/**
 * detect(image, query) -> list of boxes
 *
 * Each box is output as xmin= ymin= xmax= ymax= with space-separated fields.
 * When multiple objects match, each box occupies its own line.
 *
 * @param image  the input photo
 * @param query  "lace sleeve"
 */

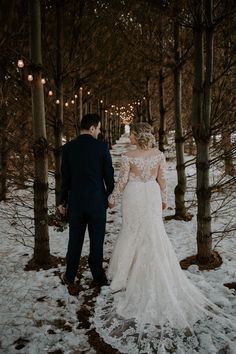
xmin=156 ymin=153 xmax=167 ymax=204
xmin=108 ymin=155 xmax=130 ymax=205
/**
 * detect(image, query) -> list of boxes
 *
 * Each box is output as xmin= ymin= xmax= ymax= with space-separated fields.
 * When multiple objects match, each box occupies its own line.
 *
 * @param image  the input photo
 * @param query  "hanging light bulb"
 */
xmin=48 ymin=90 xmax=53 ymax=96
xmin=41 ymin=78 xmax=46 ymax=84
xmin=71 ymin=100 xmax=75 ymax=104
xmin=27 ymin=74 xmax=33 ymax=81
xmin=100 ymin=99 xmax=103 ymax=104
xmin=56 ymin=99 xmax=60 ymax=104
xmin=80 ymin=86 xmax=83 ymax=91
xmin=17 ymin=59 xmax=24 ymax=68
xmin=74 ymin=94 xmax=78 ymax=98
xmin=65 ymin=102 xmax=69 ymax=107
xmin=87 ymin=91 xmax=91 ymax=95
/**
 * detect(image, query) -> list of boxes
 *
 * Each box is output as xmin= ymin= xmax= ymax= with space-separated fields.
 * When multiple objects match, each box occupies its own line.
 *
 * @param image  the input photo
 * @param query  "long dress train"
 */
xmin=93 ymin=148 xmax=236 ymax=353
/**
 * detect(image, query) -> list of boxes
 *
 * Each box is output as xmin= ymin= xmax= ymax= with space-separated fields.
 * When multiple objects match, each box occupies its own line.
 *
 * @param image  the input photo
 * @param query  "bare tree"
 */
xmin=173 ymin=8 xmax=187 ymax=217
xmin=191 ymin=0 xmax=215 ymax=264
xmin=28 ymin=0 xmax=50 ymax=265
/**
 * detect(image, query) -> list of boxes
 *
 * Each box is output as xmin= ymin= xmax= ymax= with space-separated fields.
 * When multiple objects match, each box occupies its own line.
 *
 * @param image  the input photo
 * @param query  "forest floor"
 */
xmin=0 ymin=135 xmax=235 ymax=354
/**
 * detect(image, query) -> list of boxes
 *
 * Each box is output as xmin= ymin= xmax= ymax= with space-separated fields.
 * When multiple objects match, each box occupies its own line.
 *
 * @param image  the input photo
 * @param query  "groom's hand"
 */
xmin=58 ymin=204 xmax=66 ymax=215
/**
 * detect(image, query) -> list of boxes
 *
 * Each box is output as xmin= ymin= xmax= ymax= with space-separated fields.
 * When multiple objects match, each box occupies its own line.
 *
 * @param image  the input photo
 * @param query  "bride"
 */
xmin=93 ymin=123 xmax=236 ymax=353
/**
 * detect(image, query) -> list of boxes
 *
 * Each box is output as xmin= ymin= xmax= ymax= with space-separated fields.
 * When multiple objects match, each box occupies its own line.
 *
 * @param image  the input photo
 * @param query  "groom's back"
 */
xmin=62 ymin=134 xmax=113 ymax=214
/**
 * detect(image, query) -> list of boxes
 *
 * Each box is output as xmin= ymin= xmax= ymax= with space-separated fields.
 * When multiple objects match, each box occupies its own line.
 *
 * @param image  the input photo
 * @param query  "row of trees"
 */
xmin=0 ymin=0 xmax=235 ymax=268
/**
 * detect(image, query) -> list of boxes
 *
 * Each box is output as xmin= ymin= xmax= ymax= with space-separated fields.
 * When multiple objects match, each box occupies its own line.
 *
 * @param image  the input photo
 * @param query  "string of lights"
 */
xmin=17 ymin=58 xmax=146 ymax=125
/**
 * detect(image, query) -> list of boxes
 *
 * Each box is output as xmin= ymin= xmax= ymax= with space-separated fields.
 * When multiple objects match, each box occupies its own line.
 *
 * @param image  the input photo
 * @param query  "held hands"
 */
xmin=58 ymin=204 xmax=66 ymax=216
xmin=108 ymin=201 xmax=115 ymax=209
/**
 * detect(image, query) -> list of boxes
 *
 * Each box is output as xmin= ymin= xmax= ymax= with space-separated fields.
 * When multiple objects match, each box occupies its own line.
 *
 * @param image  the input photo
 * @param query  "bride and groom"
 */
xmin=59 ymin=114 xmax=236 ymax=353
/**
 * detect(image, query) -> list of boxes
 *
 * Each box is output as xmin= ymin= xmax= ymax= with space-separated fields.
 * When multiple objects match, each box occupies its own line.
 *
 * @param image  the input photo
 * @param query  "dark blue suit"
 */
xmin=59 ymin=134 xmax=114 ymax=283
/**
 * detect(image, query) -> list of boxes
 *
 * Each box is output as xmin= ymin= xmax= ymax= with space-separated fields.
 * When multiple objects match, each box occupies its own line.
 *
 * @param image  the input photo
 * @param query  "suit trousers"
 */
xmin=65 ymin=211 xmax=106 ymax=283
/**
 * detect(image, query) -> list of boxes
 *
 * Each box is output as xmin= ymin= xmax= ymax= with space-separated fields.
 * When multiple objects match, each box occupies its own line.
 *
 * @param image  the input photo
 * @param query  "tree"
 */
xmin=173 ymin=5 xmax=187 ymax=218
xmin=191 ymin=0 xmax=215 ymax=264
xmin=28 ymin=0 xmax=50 ymax=265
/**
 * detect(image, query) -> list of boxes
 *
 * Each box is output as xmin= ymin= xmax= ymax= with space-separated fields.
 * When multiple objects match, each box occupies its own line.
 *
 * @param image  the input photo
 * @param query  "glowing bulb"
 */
xmin=80 ymin=87 xmax=83 ymax=91
xmin=87 ymin=91 xmax=91 ymax=95
xmin=100 ymin=100 xmax=103 ymax=104
xmin=27 ymin=74 xmax=33 ymax=81
xmin=74 ymin=94 xmax=78 ymax=98
xmin=17 ymin=59 xmax=24 ymax=68
xmin=41 ymin=78 xmax=46 ymax=84
xmin=71 ymin=100 xmax=75 ymax=104
xmin=56 ymin=99 xmax=60 ymax=104
xmin=65 ymin=102 xmax=69 ymax=107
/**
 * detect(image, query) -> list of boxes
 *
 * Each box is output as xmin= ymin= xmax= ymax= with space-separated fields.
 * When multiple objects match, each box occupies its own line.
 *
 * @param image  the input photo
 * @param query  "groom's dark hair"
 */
xmin=80 ymin=113 xmax=100 ymax=130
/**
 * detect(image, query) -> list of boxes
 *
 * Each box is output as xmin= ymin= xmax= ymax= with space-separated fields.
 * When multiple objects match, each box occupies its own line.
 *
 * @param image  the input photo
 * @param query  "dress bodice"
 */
xmin=108 ymin=148 xmax=167 ymax=204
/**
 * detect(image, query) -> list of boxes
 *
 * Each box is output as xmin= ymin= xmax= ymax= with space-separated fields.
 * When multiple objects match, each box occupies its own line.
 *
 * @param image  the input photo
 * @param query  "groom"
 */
xmin=58 ymin=113 xmax=114 ymax=294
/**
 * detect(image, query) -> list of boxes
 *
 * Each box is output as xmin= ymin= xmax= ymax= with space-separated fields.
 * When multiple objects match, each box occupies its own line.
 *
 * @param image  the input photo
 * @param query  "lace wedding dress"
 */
xmin=93 ymin=148 xmax=236 ymax=354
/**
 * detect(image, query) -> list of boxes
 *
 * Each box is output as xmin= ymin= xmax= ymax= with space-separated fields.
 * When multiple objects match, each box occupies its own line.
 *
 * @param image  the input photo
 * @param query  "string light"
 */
xmin=41 ymin=78 xmax=46 ymax=84
xmin=74 ymin=94 xmax=78 ymax=98
xmin=27 ymin=74 xmax=33 ymax=81
xmin=56 ymin=99 xmax=60 ymax=104
xmin=71 ymin=100 xmax=75 ymax=104
xmin=17 ymin=59 xmax=24 ymax=68
xmin=65 ymin=102 xmax=69 ymax=107
xmin=48 ymin=90 xmax=53 ymax=96
xmin=88 ymin=91 xmax=91 ymax=95
xmin=100 ymin=100 xmax=103 ymax=104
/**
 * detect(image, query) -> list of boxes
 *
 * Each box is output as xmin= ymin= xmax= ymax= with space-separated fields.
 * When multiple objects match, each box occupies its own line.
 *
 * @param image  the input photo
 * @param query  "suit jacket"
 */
xmin=59 ymin=134 xmax=114 ymax=219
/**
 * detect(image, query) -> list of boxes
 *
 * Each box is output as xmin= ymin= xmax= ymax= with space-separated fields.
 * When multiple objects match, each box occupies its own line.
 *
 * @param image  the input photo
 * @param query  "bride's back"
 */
xmin=125 ymin=147 xmax=163 ymax=183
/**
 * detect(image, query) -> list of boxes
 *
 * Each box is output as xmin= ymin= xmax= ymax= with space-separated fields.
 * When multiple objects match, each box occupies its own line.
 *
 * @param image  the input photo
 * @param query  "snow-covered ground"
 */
xmin=0 ymin=135 xmax=235 ymax=354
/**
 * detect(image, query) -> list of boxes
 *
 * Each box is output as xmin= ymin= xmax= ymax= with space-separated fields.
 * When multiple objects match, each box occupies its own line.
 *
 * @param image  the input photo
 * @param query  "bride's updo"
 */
xmin=130 ymin=122 xmax=156 ymax=150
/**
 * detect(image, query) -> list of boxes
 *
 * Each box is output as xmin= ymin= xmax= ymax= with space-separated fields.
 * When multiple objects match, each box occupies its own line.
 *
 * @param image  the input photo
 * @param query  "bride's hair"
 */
xmin=130 ymin=122 xmax=156 ymax=150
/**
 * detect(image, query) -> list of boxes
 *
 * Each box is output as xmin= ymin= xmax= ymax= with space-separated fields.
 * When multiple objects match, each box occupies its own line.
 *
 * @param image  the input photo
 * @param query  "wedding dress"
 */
xmin=93 ymin=148 xmax=236 ymax=354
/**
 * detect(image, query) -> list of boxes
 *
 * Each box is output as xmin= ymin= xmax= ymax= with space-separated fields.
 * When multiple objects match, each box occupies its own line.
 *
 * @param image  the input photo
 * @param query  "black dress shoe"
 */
xmin=60 ymin=272 xmax=74 ymax=286
xmin=91 ymin=275 xmax=108 ymax=288
xmin=60 ymin=273 xmax=80 ymax=296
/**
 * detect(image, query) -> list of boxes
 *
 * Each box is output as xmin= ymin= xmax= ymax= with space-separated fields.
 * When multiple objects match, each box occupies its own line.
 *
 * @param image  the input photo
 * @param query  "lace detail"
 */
xmin=108 ymin=149 xmax=167 ymax=205
xmin=94 ymin=148 xmax=236 ymax=353
xmin=94 ymin=289 xmax=236 ymax=354
xmin=108 ymin=155 xmax=130 ymax=205
xmin=156 ymin=153 xmax=167 ymax=204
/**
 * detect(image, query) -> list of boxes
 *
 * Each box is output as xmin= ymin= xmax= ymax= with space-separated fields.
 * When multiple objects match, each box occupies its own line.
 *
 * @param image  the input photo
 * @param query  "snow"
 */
xmin=0 ymin=134 xmax=235 ymax=353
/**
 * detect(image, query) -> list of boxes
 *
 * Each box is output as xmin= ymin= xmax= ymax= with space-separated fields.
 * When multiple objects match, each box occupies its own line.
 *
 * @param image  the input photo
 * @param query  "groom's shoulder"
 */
xmin=62 ymin=138 xmax=78 ymax=150
xmin=95 ymin=139 xmax=109 ymax=151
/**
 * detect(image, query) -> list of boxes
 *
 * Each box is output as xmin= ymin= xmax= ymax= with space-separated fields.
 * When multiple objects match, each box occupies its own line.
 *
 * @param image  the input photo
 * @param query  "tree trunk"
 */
xmin=222 ymin=129 xmax=235 ymax=176
xmin=146 ymin=77 xmax=152 ymax=124
xmin=173 ymin=17 xmax=187 ymax=217
xmin=158 ymin=65 xmax=166 ymax=152
xmin=29 ymin=0 xmax=50 ymax=264
xmin=0 ymin=103 xmax=7 ymax=201
xmin=108 ymin=117 xmax=113 ymax=148
xmin=54 ymin=1 xmax=63 ymax=205
xmin=192 ymin=0 xmax=213 ymax=263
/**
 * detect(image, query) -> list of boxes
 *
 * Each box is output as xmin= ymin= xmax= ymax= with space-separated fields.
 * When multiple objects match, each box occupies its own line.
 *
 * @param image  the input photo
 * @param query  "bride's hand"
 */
xmin=162 ymin=202 xmax=167 ymax=210
xmin=108 ymin=202 xmax=115 ymax=209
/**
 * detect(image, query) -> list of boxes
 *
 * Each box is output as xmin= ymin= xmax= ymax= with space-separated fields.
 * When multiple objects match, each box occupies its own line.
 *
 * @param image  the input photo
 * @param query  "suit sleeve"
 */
xmin=59 ymin=145 xmax=71 ymax=205
xmin=103 ymin=143 xmax=115 ymax=197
